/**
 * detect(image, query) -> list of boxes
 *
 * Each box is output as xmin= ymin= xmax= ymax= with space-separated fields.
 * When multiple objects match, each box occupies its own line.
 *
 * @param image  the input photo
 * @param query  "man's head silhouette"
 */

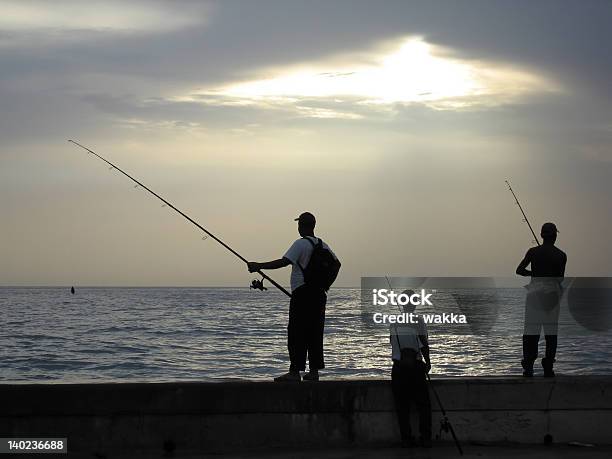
xmin=541 ymin=222 xmax=558 ymax=243
xmin=295 ymin=212 xmax=316 ymax=237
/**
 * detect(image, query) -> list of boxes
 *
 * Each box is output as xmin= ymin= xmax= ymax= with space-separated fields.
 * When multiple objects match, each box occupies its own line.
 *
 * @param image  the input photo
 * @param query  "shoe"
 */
xmin=521 ymin=360 xmax=534 ymax=377
xmin=274 ymin=371 xmax=301 ymax=382
xmin=542 ymin=358 xmax=555 ymax=377
xmin=419 ymin=437 xmax=432 ymax=448
xmin=303 ymin=371 xmax=319 ymax=381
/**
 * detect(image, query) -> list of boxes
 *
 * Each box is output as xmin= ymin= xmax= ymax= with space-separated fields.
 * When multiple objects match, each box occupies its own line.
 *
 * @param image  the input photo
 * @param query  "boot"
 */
xmin=542 ymin=358 xmax=555 ymax=377
xmin=521 ymin=359 xmax=534 ymax=377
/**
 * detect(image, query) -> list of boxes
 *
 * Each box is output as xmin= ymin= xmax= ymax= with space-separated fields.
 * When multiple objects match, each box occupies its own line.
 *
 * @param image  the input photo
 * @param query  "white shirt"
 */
xmin=283 ymin=236 xmax=337 ymax=291
xmin=390 ymin=319 xmax=428 ymax=361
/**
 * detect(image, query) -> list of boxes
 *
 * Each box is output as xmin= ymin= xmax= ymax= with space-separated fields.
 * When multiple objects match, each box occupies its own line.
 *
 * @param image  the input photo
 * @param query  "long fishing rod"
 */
xmin=385 ymin=276 xmax=463 ymax=455
xmin=68 ymin=139 xmax=291 ymax=297
xmin=505 ymin=180 xmax=540 ymax=246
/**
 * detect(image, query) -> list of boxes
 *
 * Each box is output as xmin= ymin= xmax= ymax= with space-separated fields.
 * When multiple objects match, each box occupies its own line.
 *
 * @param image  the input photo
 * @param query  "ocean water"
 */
xmin=1 ymin=287 xmax=611 ymax=383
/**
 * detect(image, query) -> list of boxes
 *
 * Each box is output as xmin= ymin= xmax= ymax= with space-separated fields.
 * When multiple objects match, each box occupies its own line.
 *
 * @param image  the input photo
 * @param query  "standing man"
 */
xmin=516 ymin=222 xmax=567 ymax=377
xmin=247 ymin=212 xmax=339 ymax=382
xmin=390 ymin=290 xmax=432 ymax=448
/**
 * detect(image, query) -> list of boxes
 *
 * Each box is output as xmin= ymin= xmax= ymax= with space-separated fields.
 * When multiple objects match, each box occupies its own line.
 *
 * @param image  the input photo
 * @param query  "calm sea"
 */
xmin=1 ymin=287 xmax=611 ymax=383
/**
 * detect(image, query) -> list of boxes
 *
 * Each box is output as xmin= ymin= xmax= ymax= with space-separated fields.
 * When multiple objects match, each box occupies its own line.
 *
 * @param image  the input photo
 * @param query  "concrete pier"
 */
xmin=1 ymin=376 xmax=611 ymax=457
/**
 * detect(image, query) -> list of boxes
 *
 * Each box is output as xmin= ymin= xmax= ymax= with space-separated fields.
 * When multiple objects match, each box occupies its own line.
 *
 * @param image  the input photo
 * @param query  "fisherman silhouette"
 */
xmin=389 ymin=289 xmax=432 ymax=448
xmin=247 ymin=212 xmax=339 ymax=382
xmin=70 ymin=286 xmax=75 ymax=295
xmin=516 ymin=222 xmax=567 ymax=377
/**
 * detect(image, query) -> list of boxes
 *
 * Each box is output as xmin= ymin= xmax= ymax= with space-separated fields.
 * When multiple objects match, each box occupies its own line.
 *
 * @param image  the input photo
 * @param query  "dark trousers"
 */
xmin=523 ymin=293 xmax=560 ymax=365
xmin=523 ymin=334 xmax=557 ymax=362
xmin=391 ymin=361 xmax=432 ymax=441
xmin=288 ymin=285 xmax=327 ymax=372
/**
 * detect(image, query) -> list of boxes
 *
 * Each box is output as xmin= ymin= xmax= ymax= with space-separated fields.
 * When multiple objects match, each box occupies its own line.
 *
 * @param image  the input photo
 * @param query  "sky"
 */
xmin=1 ymin=0 xmax=611 ymax=287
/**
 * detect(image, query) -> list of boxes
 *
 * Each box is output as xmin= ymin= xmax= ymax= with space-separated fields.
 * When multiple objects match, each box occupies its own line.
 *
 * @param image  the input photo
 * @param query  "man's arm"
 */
xmin=248 ymin=257 xmax=292 ymax=272
xmin=561 ymin=252 xmax=567 ymax=277
xmin=516 ymin=249 xmax=532 ymax=276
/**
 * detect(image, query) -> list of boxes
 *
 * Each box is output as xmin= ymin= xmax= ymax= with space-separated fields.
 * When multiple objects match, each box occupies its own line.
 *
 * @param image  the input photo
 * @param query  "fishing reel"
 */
xmin=250 ymin=278 xmax=267 ymax=291
xmin=438 ymin=416 xmax=452 ymax=438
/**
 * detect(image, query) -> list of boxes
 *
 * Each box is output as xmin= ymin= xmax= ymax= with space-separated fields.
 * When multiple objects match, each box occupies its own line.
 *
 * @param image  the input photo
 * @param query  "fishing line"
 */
xmin=68 ymin=139 xmax=291 ymax=297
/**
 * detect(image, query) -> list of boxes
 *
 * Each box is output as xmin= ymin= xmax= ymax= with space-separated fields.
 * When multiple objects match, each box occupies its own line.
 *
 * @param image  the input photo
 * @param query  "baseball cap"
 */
xmin=541 ymin=222 xmax=559 ymax=236
xmin=294 ymin=212 xmax=316 ymax=226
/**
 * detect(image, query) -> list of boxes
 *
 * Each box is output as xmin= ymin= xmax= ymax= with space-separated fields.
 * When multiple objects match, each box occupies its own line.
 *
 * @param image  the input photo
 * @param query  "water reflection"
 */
xmin=1 ymin=287 xmax=611 ymax=383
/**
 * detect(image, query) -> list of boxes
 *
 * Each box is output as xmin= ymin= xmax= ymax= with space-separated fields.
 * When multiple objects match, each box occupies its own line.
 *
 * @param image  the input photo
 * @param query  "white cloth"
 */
xmin=524 ymin=278 xmax=562 ymax=335
xmin=526 ymin=277 xmax=563 ymax=297
xmin=283 ymin=236 xmax=336 ymax=291
xmin=390 ymin=319 xmax=428 ymax=361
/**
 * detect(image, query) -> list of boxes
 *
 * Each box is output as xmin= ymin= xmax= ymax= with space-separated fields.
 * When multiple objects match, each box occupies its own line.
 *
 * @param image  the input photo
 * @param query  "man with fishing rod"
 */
xmin=68 ymin=142 xmax=340 ymax=382
xmin=506 ymin=181 xmax=567 ymax=377
xmin=388 ymin=288 xmax=433 ymax=448
xmin=247 ymin=212 xmax=340 ymax=382
xmin=516 ymin=222 xmax=567 ymax=377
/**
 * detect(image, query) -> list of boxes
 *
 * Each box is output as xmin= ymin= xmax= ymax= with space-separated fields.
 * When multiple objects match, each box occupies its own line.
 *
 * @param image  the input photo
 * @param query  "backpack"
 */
xmin=393 ymin=325 xmax=418 ymax=370
xmin=298 ymin=237 xmax=341 ymax=291
xmin=393 ymin=324 xmax=424 ymax=371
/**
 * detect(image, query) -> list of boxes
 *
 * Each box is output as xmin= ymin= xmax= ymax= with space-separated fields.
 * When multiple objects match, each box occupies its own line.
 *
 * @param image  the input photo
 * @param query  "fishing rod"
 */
xmin=505 ymin=180 xmax=540 ymax=246
xmin=68 ymin=139 xmax=291 ymax=298
xmin=385 ymin=276 xmax=463 ymax=455
xmin=426 ymin=371 xmax=463 ymax=455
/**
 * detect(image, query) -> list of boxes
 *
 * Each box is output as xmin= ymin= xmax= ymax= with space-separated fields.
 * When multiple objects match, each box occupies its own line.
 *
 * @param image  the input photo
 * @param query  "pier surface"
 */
xmin=2 ymin=376 xmax=611 ymax=457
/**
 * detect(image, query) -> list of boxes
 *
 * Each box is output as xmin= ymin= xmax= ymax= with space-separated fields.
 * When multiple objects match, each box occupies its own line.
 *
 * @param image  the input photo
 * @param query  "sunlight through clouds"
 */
xmin=178 ymin=37 xmax=560 ymax=116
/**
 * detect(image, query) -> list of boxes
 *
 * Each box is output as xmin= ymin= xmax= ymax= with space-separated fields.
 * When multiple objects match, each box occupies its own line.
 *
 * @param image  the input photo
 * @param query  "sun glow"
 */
xmin=225 ymin=39 xmax=479 ymax=103
xmin=181 ymin=37 xmax=558 ymax=114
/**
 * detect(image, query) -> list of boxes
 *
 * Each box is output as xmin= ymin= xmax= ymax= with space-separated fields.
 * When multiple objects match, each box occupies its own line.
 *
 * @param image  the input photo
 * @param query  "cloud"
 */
xmin=0 ymin=0 xmax=209 ymax=49
xmin=173 ymin=36 xmax=559 ymax=118
xmin=0 ymin=0 xmax=206 ymax=32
